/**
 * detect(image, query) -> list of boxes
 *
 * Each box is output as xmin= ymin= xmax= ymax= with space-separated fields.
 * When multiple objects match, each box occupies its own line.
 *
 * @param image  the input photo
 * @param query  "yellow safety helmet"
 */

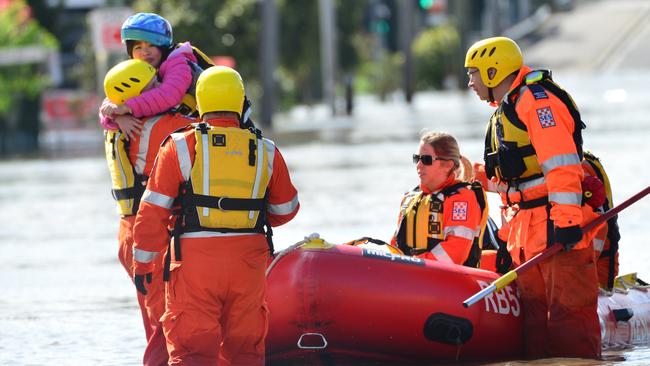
xmin=464 ymin=36 xmax=523 ymax=88
xmin=103 ymin=59 xmax=156 ymax=104
xmin=196 ymin=65 xmax=245 ymax=118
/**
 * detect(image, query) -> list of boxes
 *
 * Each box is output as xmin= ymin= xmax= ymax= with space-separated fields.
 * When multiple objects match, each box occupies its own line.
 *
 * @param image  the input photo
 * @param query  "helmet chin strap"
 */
xmin=488 ymin=87 xmax=495 ymax=104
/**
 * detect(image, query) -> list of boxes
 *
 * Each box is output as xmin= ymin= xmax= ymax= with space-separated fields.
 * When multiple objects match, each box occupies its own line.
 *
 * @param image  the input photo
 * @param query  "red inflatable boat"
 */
xmin=265 ymin=236 xmax=650 ymax=365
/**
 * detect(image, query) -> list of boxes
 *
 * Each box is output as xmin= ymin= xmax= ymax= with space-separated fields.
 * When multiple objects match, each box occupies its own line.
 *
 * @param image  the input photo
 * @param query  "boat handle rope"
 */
xmin=297 ymin=332 xmax=328 ymax=350
xmin=265 ymin=233 xmax=321 ymax=277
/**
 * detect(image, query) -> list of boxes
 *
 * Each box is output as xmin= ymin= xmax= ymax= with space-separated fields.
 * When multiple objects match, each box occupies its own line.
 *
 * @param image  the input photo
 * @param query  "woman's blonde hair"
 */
xmin=457 ymin=155 xmax=475 ymax=182
xmin=420 ymin=131 xmax=461 ymax=176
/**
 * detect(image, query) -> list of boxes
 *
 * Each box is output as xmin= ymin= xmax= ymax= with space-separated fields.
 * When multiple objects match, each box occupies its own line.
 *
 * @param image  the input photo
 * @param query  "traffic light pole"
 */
xmin=398 ymin=0 xmax=415 ymax=103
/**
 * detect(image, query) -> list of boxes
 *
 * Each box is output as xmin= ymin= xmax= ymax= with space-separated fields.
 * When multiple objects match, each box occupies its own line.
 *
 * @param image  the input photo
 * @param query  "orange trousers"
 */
xmin=597 ymin=251 xmax=619 ymax=289
xmin=508 ymin=205 xmax=601 ymax=359
xmin=162 ymin=235 xmax=270 ymax=366
xmin=118 ymin=216 xmax=168 ymax=366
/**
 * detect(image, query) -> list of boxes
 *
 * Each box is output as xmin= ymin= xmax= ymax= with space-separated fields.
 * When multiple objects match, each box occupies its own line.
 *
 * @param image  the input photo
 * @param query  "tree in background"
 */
xmin=0 ymin=0 xmax=58 ymax=154
xmin=130 ymin=0 xmax=368 ymax=111
xmin=412 ymin=23 xmax=459 ymax=90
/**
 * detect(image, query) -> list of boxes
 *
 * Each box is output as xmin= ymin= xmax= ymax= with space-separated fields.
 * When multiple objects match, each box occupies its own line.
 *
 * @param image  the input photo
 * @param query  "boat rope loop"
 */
xmin=265 ymin=233 xmax=322 ymax=277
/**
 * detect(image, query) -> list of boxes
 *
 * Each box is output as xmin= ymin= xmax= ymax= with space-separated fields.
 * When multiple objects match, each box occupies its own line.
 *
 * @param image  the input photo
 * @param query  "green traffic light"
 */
xmin=376 ymin=20 xmax=390 ymax=34
xmin=419 ymin=0 xmax=434 ymax=9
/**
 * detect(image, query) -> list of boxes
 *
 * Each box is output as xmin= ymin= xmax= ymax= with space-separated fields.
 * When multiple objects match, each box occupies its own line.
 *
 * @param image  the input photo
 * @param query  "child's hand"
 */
xmin=115 ymin=115 xmax=143 ymax=141
xmin=101 ymin=102 xmax=131 ymax=117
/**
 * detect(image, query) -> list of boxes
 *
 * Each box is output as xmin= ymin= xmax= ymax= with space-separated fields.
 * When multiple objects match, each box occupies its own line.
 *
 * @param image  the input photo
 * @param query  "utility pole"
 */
xmin=451 ymin=0 xmax=470 ymax=89
xmin=318 ymin=0 xmax=337 ymax=115
xmin=260 ymin=0 xmax=278 ymax=128
xmin=398 ymin=0 xmax=415 ymax=103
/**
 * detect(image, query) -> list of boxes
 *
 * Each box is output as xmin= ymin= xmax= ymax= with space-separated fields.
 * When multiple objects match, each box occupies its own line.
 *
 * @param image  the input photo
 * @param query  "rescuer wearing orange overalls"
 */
xmin=465 ymin=37 xmax=603 ymax=359
xmin=132 ymin=66 xmax=300 ymax=365
xmin=103 ymin=59 xmax=196 ymax=366
xmin=391 ymin=132 xmax=488 ymax=267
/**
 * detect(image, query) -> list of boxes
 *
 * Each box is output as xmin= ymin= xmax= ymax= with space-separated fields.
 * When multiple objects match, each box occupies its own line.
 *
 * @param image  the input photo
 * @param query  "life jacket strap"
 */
xmin=184 ymin=193 xmax=265 ymax=211
xmin=111 ymin=174 xmax=147 ymax=216
xmin=517 ymin=196 xmax=549 ymax=209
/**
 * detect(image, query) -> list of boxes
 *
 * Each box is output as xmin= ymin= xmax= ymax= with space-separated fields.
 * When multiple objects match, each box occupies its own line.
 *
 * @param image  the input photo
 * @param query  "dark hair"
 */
xmin=125 ymin=40 xmax=174 ymax=67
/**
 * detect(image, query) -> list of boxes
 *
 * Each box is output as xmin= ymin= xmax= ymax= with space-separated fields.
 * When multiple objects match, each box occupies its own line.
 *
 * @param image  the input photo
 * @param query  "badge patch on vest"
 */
xmin=452 ymin=201 xmax=468 ymax=221
xmin=536 ymin=107 xmax=556 ymax=128
xmin=528 ymin=84 xmax=548 ymax=100
xmin=212 ymin=134 xmax=226 ymax=146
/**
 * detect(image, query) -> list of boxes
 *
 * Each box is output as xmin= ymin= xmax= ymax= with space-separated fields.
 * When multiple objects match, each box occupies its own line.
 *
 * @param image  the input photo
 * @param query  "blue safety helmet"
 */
xmin=121 ymin=13 xmax=173 ymax=47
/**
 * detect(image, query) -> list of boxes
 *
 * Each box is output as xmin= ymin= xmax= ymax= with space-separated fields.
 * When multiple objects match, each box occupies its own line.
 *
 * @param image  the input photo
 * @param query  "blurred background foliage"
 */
xmin=412 ymin=23 xmax=460 ymax=90
xmin=0 ymin=0 xmax=57 ymax=117
xmin=0 ymin=0 xmax=465 ymax=155
xmin=125 ymin=0 xmax=433 ymax=109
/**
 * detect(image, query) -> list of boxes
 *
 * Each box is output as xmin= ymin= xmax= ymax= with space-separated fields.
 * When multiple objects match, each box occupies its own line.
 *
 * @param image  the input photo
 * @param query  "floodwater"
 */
xmin=1 ymin=70 xmax=649 ymax=365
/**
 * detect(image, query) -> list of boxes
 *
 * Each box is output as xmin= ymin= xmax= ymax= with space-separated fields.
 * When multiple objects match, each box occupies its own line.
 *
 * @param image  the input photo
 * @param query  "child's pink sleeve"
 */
xmin=98 ymin=98 xmax=118 ymax=130
xmin=100 ymin=114 xmax=118 ymax=130
xmin=125 ymin=55 xmax=193 ymax=117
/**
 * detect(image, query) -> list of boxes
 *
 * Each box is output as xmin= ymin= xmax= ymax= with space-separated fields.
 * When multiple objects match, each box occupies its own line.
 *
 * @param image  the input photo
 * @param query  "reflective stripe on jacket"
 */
xmin=133 ymin=117 xmax=299 ymax=275
xmin=104 ymin=113 xmax=194 ymax=216
xmin=485 ymin=66 xmax=585 ymax=228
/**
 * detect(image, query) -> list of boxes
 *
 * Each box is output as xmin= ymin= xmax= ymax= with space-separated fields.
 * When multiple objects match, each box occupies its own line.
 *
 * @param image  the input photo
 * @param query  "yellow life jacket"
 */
xmin=174 ymin=45 xmax=215 ymax=117
xmin=178 ymin=122 xmax=272 ymax=233
xmin=484 ymin=70 xmax=585 ymax=184
xmin=104 ymin=130 xmax=146 ymax=216
xmin=395 ymin=182 xmax=488 ymax=267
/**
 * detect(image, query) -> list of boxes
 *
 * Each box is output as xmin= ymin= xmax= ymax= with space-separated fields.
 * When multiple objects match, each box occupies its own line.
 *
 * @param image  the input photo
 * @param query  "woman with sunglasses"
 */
xmin=391 ymin=132 xmax=487 ymax=267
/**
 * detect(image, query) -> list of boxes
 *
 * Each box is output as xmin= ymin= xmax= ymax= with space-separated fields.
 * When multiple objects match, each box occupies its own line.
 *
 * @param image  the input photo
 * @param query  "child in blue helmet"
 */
xmin=99 ymin=12 xmax=201 ymax=138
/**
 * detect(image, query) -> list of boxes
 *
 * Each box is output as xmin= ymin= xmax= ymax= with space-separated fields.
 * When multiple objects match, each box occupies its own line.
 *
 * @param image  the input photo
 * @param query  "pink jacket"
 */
xmin=100 ymin=42 xmax=197 ymax=129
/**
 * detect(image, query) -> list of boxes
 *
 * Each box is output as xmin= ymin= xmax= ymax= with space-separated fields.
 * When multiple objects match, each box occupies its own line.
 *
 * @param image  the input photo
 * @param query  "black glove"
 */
xmin=134 ymin=272 xmax=152 ymax=295
xmin=554 ymin=225 xmax=583 ymax=251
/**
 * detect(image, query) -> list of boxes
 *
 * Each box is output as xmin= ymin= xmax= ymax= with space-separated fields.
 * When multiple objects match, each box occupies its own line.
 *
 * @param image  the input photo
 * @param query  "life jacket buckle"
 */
xmin=217 ymin=196 xmax=226 ymax=211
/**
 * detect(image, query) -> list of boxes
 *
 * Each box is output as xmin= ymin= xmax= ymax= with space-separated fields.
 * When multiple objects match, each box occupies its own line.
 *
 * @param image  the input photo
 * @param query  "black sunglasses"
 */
xmin=413 ymin=154 xmax=448 ymax=166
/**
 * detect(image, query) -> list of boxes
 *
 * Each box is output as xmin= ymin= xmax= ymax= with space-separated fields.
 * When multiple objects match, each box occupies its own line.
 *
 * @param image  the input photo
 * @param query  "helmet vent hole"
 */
xmin=489 ymin=47 xmax=496 ymax=57
xmin=114 ymin=87 xmax=124 ymax=93
xmin=130 ymin=77 xmax=141 ymax=83
xmin=471 ymin=51 xmax=478 ymax=60
xmin=480 ymin=48 xmax=487 ymax=57
xmin=121 ymin=82 xmax=131 ymax=88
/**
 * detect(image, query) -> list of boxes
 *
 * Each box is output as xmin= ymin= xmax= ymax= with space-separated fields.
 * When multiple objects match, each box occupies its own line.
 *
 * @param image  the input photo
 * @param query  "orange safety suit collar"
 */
xmin=419 ymin=175 xmax=457 ymax=195
xmin=505 ymin=66 xmax=532 ymax=100
xmin=202 ymin=116 xmax=241 ymax=128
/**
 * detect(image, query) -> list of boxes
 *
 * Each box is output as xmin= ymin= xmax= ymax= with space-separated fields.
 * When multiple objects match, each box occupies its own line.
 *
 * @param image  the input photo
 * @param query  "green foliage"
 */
xmin=412 ymin=23 xmax=459 ymax=90
xmin=132 ymin=0 xmax=260 ymax=81
xmin=131 ymin=0 xmax=369 ymax=109
xmin=355 ymin=51 xmax=403 ymax=100
xmin=0 ymin=0 xmax=58 ymax=116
